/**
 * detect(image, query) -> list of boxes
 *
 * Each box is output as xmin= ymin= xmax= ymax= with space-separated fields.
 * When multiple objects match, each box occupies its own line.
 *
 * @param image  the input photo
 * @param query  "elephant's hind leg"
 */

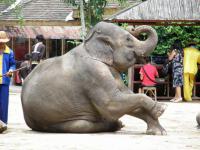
xmin=45 ymin=120 xmax=123 ymax=133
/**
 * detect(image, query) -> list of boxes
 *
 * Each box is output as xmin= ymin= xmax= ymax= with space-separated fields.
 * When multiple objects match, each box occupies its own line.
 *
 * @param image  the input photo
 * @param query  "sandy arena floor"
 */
xmin=0 ymin=86 xmax=200 ymax=150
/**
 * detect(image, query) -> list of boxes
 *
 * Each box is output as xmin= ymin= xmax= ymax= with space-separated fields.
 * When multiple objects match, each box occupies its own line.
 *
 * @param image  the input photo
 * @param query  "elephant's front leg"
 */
xmin=105 ymin=92 xmax=167 ymax=120
xmin=111 ymin=72 xmax=167 ymax=120
xmin=90 ymin=69 xmax=167 ymax=126
xmin=114 ymin=78 xmax=167 ymax=135
xmin=92 ymin=92 xmax=167 ymax=130
xmin=128 ymin=108 xmax=167 ymax=135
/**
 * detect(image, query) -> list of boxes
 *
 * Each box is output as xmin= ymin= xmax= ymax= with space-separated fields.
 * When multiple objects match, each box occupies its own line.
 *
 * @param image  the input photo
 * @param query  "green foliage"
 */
xmin=0 ymin=0 xmax=15 ymax=5
xmin=152 ymin=26 xmax=200 ymax=55
xmin=62 ymin=0 xmax=77 ymax=6
xmin=14 ymin=4 xmax=24 ymax=26
xmin=121 ymin=72 xmax=128 ymax=86
xmin=62 ymin=0 xmax=128 ymax=29
xmin=120 ymin=23 xmax=129 ymax=29
xmin=0 ymin=0 xmax=23 ymax=26
xmin=84 ymin=0 xmax=107 ymax=27
xmin=67 ymin=40 xmax=81 ymax=46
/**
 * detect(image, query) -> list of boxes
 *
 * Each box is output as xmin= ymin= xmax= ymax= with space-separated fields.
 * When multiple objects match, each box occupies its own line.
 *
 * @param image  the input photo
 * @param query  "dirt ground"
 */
xmin=0 ymin=86 xmax=200 ymax=150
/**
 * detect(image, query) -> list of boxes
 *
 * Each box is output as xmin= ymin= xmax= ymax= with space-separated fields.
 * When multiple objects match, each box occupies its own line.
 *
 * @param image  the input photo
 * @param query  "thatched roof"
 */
xmin=0 ymin=0 xmax=73 ymax=21
xmin=1 ymin=26 xmax=81 ymax=39
xmin=0 ymin=0 xmax=141 ymax=21
xmin=109 ymin=0 xmax=200 ymax=22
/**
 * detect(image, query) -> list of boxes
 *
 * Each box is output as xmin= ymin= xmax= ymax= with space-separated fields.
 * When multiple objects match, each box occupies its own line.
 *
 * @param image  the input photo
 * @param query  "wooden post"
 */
xmin=193 ymin=80 xmax=196 ymax=97
xmin=11 ymin=37 xmax=14 ymax=50
xmin=167 ymin=75 xmax=170 ymax=97
xmin=61 ymin=39 xmax=65 ymax=55
xmin=65 ymin=40 xmax=68 ymax=53
xmin=28 ymin=38 xmax=31 ymax=54
xmin=128 ymin=67 xmax=133 ymax=91
xmin=46 ymin=39 xmax=49 ymax=58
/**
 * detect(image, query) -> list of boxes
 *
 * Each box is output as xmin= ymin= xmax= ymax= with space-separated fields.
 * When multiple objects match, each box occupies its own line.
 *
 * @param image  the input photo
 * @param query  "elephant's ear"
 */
xmin=96 ymin=35 xmax=114 ymax=46
xmin=85 ymin=32 xmax=114 ymax=66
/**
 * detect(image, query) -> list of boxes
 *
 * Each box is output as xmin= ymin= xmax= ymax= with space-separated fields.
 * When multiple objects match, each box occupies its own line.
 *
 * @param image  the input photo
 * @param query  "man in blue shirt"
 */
xmin=0 ymin=31 xmax=16 ymax=133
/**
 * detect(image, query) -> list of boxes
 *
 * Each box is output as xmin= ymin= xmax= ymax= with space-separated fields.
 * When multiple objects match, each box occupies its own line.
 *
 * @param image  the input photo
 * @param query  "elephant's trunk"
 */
xmin=129 ymin=25 xmax=158 ymax=57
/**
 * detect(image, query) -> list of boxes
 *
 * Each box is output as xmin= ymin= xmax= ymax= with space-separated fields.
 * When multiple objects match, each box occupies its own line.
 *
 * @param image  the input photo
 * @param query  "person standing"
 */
xmin=19 ymin=53 xmax=31 ymax=82
xmin=31 ymin=34 xmax=45 ymax=70
xmin=0 ymin=31 xmax=16 ymax=133
xmin=168 ymin=40 xmax=183 ymax=102
xmin=183 ymin=42 xmax=200 ymax=101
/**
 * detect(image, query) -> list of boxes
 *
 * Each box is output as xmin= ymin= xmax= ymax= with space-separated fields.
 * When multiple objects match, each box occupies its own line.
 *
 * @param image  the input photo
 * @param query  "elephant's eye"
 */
xmin=127 ymin=45 xmax=133 ymax=48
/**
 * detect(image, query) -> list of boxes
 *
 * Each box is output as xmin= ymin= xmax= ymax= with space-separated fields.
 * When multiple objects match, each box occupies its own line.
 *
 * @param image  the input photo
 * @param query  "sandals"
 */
xmin=173 ymin=98 xmax=182 ymax=103
xmin=170 ymin=98 xmax=176 ymax=102
xmin=170 ymin=97 xmax=182 ymax=103
xmin=0 ymin=120 xmax=7 ymax=133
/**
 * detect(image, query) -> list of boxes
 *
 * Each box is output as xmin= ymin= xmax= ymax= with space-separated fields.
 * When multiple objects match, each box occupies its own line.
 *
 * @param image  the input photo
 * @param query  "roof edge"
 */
xmin=106 ymin=0 xmax=144 ymax=20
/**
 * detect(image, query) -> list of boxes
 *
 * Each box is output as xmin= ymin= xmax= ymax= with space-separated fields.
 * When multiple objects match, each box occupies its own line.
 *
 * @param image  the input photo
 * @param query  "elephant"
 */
xmin=21 ymin=22 xmax=167 ymax=135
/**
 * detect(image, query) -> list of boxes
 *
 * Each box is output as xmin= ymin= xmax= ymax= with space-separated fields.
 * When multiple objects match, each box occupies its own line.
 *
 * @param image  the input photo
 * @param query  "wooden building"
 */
xmin=0 ymin=0 xmax=82 ymax=61
xmin=107 ymin=0 xmax=200 ymax=99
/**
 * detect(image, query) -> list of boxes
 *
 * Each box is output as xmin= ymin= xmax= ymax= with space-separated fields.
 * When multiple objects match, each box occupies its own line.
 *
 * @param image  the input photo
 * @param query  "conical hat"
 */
xmin=0 ymin=31 xmax=10 ymax=43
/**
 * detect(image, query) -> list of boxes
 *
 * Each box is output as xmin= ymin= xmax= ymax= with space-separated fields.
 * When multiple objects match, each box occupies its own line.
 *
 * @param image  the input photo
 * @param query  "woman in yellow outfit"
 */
xmin=183 ymin=42 xmax=200 ymax=101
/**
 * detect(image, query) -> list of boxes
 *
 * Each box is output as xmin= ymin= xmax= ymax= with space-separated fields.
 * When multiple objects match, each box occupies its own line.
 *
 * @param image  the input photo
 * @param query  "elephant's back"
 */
xmin=21 ymin=54 xmax=100 ymax=128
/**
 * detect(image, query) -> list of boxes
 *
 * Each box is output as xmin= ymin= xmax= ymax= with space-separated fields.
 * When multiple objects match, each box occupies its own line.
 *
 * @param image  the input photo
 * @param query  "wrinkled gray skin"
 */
xmin=197 ymin=113 xmax=200 ymax=127
xmin=21 ymin=22 xmax=167 ymax=135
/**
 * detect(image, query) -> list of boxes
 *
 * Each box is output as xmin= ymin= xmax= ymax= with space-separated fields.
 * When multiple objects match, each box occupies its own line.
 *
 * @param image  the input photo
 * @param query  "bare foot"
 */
xmin=0 ymin=120 xmax=7 ymax=133
xmin=151 ymin=102 xmax=167 ymax=120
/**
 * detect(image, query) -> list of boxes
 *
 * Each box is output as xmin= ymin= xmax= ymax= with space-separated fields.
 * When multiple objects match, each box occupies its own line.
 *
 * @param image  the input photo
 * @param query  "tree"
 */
xmin=152 ymin=26 xmax=200 ymax=55
xmin=0 ymin=0 xmax=15 ymax=4
xmin=0 ymin=0 xmax=23 ymax=25
xmin=0 ymin=0 xmax=20 ymax=10
xmin=62 ymin=0 xmax=128 ymax=39
xmin=63 ymin=0 xmax=128 ymax=26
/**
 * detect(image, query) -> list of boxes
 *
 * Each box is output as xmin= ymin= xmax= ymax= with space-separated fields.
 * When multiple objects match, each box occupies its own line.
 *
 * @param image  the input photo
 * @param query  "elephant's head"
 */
xmin=84 ymin=22 xmax=158 ymax=71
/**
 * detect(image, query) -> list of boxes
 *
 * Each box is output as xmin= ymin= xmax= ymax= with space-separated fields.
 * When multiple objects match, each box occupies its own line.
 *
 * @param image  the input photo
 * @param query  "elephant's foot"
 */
xmin=150 ymin=102 xmax=167 ymax=119
xmin=0 ymin=120 xmax=7 ymax=133
xmin=146 ymin=120 xmax=167 ymax=135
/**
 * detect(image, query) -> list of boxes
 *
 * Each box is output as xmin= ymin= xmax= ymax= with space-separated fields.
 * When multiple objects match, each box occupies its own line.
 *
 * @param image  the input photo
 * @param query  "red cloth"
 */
xmin=139 ymin=64 xmax=158 ymax=86
xmin=14 ymin=71 xmax=22 ymax=84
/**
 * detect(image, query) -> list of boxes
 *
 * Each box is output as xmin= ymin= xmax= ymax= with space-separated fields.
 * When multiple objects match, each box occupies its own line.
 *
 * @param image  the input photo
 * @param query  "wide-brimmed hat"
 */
xmin=0 ymin=31 xmax=10 ymax=43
